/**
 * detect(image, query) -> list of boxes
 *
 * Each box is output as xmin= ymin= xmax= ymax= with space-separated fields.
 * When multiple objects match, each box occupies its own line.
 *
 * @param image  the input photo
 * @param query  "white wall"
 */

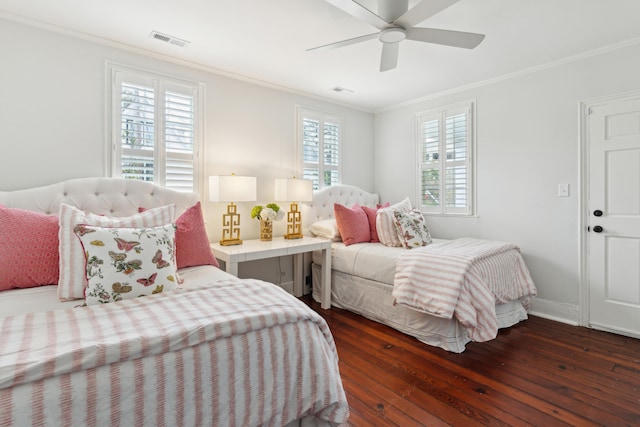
xmin=374 ymin=42 xmax=640 ymax=323
xmin=0 ymin=18 xmax=374 ymax=285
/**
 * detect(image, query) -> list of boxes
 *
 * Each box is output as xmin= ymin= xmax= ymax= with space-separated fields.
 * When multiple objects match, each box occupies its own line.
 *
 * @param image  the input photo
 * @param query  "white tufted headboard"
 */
xmin=0 ymin=178 xmax=198 ymax=217
xmin=304 ymin=184 xmax=379 ymax=225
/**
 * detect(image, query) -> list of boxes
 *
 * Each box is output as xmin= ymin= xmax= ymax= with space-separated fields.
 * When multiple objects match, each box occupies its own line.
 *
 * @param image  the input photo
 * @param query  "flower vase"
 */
xmin=260 ymin=219 xmax=273 ymax=241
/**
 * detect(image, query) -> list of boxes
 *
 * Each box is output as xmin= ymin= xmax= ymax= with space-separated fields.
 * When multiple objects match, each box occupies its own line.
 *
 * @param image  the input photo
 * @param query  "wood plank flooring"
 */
xmin=301 ymin=296 xmax=640 ymax=426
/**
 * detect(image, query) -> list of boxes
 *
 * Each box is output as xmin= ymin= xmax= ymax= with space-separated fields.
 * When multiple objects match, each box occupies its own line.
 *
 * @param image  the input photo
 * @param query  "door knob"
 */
xmin=593 ymin=225 xmax=603 ymax=233
xmin=593 ymin=210 xmax=603 ymax=217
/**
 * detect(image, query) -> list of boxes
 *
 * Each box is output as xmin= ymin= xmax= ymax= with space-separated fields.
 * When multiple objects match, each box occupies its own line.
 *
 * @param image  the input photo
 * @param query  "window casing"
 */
xmin=109 ymin=65 xmax=203 ymax=194
xmin=297 ymin=107 xmax=342 ymax=190
xmin=416 ymin=101 xmax=475 ymax=215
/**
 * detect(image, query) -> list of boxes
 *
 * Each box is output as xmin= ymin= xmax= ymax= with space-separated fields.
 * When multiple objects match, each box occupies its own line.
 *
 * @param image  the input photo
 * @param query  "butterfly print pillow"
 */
xmin=393 ymin=209 xmax=433 ymax=249
xmin=73 ymin=223 xmax=179 ymax=305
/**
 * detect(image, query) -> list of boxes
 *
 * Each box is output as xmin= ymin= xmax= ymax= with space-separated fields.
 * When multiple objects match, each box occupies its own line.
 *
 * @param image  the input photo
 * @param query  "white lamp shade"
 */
xmin=274 ymin=178 xmax=313 ymax=202
xmin=209 ymin=175 xmax=257 ymax=202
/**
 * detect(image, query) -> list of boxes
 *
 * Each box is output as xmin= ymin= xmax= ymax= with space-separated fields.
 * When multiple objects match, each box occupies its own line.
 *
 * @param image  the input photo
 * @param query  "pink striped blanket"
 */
xmin=393 ymin=238 xmax=537 ymax=342
xmin=0 ymin=278 xmax=349 ymax=427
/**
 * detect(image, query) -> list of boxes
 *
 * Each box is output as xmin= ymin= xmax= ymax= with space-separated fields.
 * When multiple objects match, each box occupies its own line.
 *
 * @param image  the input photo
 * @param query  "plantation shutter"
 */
xmin=164 ymin=89 xmax=196 ymax=192
xmin=300 ymin=109 xmax=342 ymax=190
xmin=444 ymin=112 xmax=469 ymax=212
xmin=120 ymin=82 xmax=156 ymax=182
xmin=323 ymin=120 xmax=340 ymax=187
xmin=112 ymin=68 xmax=200 ymax=194
xmin=418 ymin=104 xmax=473 ymax=215
xmin=419 ymin=116 xmax=441 ymax=210
xmin=302 ymin=117 xmax=321 ymax=189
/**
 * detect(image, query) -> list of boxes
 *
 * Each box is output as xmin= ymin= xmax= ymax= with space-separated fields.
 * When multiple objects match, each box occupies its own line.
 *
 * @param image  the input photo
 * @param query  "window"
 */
xmin=109 ymin=65 xmax=203 ymax=193
xmin=416 ymin=101 xmax=475 ymax=215
xmin=297 ymin=107 xmax=342 ymax=190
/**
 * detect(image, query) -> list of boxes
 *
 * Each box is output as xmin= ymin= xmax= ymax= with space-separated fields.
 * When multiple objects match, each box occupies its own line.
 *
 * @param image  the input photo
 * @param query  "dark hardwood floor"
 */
xmin=301 ymin=296 xmax=640 ymax=426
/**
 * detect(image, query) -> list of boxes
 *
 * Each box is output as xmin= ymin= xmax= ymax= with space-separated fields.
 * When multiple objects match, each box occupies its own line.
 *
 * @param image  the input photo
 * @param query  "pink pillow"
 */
xmin=334 ymin=203 xmax=370 ymax=246
xmin=358 ymin=202 xmax=390 ymax=243
xmin=0 ymin=205 xmax=59 ymax=290
xmin=360 ymin=206 xmax=381 ymax=243
xmin=141 ymin=202 xmax=218 ymax=269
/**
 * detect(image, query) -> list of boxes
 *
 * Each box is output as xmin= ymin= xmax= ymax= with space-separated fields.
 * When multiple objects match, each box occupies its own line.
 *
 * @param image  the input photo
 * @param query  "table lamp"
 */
xmin=209 ymin=174 xmax=257 ymax=246
xmin=274 ymin=177 xmax=313 ymax=239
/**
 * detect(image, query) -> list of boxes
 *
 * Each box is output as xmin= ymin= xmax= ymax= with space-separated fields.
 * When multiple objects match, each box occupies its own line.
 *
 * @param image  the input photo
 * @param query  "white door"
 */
xmin=588 ymin=97 xmax=640 ymax=338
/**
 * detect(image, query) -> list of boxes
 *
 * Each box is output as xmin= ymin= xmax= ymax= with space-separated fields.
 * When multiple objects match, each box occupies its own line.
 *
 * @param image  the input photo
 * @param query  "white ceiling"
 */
xmin=2 ymin=0 xmax=640 ymax=112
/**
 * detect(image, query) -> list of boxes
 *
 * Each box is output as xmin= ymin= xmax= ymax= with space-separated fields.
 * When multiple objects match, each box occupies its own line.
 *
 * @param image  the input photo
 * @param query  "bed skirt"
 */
xmin=312 ymin=263 xmax=528 ymax=353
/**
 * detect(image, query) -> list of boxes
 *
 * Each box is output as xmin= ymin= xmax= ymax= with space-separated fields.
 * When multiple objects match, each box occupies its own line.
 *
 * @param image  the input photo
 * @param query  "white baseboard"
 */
xmin=279 ymin=280 xmax=294 ymax=295
xmin=528 ymin=298 xmax=581 ymax=326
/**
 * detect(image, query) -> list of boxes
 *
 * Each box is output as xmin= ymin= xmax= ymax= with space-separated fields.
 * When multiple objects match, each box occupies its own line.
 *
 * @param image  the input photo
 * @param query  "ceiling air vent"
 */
xmin=149 ymin=31 xmax=190 ymax=48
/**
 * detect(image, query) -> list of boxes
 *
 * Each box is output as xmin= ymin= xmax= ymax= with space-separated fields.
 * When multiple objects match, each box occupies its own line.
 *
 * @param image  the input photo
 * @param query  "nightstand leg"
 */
xmin=321 ymin=248 xmax=331 ymax=309
xmin=227 ymin=262 xmax=239 ymax=277
xmin=293 ymin=254 xmax=304 ymax=297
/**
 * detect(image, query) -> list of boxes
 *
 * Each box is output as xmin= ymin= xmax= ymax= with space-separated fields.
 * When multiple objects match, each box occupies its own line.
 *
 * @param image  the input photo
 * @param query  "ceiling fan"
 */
xmin=308 ymin=0 xmax=485 ymax=72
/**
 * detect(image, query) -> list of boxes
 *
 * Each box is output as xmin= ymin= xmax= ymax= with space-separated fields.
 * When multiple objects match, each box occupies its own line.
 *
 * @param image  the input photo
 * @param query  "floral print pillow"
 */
xmin=74 ymin=223 xmax=179 ymax=305
xmin=393 ymin=209 xmax=433 ymax=249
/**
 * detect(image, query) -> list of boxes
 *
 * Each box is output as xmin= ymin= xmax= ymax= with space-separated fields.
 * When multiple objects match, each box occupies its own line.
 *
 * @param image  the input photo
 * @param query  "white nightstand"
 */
xmin=210 ymin=237 xmax=333 ymax=309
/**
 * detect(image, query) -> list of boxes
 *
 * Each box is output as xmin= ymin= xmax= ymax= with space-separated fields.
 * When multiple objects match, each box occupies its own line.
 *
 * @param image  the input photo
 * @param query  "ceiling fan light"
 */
xmin=379 ymin=28 xmax=406 ymax=44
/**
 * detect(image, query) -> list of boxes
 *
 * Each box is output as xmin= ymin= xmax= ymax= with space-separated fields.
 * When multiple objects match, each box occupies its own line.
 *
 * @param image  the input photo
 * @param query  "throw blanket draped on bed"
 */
xmin=0 ymin=279 xmax=348 ymax=427
xmin=393 ymin=238 xmax=536 ymax=342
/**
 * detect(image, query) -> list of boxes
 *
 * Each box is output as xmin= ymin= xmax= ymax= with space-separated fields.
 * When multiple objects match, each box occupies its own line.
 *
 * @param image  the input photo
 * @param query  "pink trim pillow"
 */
xmin=0 ymin=205 xmax=59 ymax=290
xmin=141 ymin=202 xmax=219 ymax=269
xmin=376 ymin=197 xmax=412 ymax=247
xmin=58 ymin=203 xmax=175 ymax=301
xmin=334 ymin=203 xmax=370 ymax=246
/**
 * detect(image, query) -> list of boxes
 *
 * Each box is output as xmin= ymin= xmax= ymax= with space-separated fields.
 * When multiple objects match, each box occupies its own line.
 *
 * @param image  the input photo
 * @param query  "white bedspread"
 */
xmin=312 ymin=239 xmax=447 ymax=285
xmin=0 ymin=278 xmax=349 ymax=426
xmin=393 ymin=238 xmax=537 ymax=342
xmin=0 ymin=265 xmax=233 ymax=317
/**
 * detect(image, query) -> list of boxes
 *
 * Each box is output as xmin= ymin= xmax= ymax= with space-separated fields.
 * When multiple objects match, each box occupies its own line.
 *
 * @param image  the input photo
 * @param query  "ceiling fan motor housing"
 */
xmin=379 ymin=27 xmax=406 ymax=43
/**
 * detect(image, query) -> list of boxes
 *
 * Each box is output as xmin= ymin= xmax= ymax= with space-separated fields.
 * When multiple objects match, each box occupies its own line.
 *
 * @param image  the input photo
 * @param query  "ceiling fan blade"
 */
xmin=325 ymin=0 xmax=389 ymax=29
xmin=394 ymin=0 xmax=460 ymax=28
xmin=380 ymin=42 xmax=399 ymax=72
xmin=306 ymin=32 xmax=379 ymax=52
xmin=405 ymin=27 xmax=485 ymax=49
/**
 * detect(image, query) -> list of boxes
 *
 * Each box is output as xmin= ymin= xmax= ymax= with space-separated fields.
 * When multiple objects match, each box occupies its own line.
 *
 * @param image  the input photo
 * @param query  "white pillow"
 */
xmin=74 ymin=223 xmax=179 ymax=305
xmin=393 ymin=209 xmax=432 ymax=248
xmin=58 ymin=203 xmax=175 ymax=301
xmin=376 ymin=197 xmax=412 ymax=247
xmin=310 ymin=219 xmax=342 ymax=241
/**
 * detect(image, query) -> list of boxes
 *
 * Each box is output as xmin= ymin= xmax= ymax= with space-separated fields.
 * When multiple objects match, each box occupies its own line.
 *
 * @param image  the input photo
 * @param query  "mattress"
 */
xmin=0 ymin=265 xmax=234 ymax=317
xmin=312 ymin=240 xmax=446 ymax=285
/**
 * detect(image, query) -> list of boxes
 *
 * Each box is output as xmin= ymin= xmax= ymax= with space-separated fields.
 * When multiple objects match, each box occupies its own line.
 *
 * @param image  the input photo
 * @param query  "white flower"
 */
xmin=260 ymin=208 xmax=277 ymax=221
xmin=275 ymin=209 xmax=285 ymax=221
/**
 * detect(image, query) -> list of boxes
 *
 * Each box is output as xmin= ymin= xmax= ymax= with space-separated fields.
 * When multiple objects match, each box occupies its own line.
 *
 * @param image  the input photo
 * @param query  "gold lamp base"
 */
xmin=220 ymin=238 xmax=243 ymax=246
xmin=284 ymin=232 xmax=303 ymax=240
xmin=220 ymin=202 xmax=243 ymax=246
xmin=284 ymin=202 xmax=303 ymax=240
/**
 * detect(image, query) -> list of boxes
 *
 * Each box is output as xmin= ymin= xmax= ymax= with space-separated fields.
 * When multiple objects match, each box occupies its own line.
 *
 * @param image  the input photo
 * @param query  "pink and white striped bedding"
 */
xmin=0 ymin=278 xmax=349 ymax=427
xmin=393 ymin=238 xmax=537 ymax=342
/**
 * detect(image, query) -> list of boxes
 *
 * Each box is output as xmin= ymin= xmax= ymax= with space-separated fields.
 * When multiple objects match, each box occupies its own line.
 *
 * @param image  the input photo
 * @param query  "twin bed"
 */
xmin=305 ymin=185 xmax=537 ymax=353
xmin=0 ymin=178 xmax=348 ymax=427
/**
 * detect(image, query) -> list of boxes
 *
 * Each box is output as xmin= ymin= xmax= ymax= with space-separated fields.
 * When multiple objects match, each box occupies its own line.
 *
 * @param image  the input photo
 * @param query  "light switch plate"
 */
xmin=558 ymin=183 xmax=569 ymax=197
